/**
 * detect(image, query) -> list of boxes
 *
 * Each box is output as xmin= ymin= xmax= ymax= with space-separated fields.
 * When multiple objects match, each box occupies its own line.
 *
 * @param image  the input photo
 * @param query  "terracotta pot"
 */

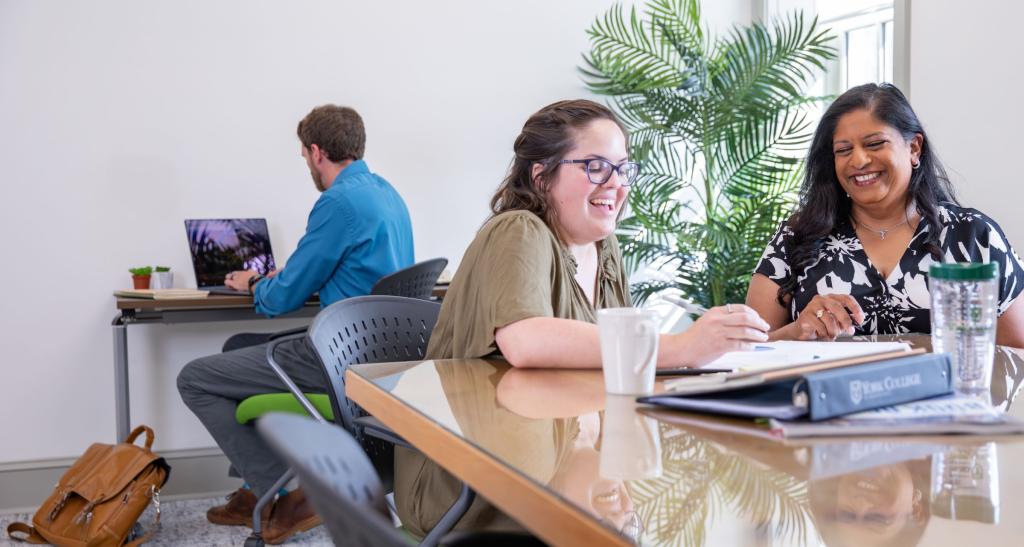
xmin=132 ymin=275 xmax=151 ymax=289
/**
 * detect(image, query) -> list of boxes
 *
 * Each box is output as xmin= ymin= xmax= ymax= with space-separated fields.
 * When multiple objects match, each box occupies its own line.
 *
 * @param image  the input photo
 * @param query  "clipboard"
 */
xmin=663 ymin=348 xmax=924 ymax=395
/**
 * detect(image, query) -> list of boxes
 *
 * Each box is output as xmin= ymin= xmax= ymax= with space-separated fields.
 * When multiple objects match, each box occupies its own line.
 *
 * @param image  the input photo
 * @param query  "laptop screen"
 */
xmin=185 ymin=218 xmax=277 ymax=288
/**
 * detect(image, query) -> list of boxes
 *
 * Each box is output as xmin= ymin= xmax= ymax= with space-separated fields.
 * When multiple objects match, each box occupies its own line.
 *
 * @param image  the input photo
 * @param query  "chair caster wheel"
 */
xmin=244 ymin=534 xmax=265 ymax=547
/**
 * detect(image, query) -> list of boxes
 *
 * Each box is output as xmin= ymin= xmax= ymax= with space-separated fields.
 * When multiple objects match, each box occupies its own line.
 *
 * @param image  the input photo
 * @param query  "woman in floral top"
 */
xmin=746 ymin=83 xmax=1024 ymax=346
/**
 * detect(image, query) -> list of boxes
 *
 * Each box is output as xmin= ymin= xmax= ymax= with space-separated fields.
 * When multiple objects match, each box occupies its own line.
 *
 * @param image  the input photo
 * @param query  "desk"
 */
xmin=346 ymin=336 xmax=1024 ymax=546
xmin=111 ymin=295 xmax=318 ymax=442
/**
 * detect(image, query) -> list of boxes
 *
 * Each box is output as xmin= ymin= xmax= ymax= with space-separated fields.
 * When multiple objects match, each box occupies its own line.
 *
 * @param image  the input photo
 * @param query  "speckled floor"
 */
xmin=0 ymin=496 xmax=333 ymax=546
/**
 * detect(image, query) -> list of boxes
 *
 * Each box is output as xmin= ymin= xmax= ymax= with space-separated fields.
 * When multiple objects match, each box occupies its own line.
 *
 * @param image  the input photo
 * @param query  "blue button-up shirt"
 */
xmin=254 ymin=160 xmax=414 ymax=317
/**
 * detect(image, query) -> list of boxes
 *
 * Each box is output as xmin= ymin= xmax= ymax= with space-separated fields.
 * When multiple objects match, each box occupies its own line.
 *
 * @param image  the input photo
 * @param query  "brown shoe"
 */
xmin=206 ymin=488 xmax=272 ymax=527
xmin=262 ymin=488 xmax=322 ymax=544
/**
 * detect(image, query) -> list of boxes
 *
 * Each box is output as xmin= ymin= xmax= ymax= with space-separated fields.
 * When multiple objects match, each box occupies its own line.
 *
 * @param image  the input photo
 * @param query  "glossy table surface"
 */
xmin=346 ymin=336 xmax=1024 ymax=546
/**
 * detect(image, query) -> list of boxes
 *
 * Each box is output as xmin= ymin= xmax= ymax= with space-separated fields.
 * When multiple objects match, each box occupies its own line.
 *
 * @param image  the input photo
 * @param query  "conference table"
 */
xmin=345 ymin=336 xmax=1024 ymax=546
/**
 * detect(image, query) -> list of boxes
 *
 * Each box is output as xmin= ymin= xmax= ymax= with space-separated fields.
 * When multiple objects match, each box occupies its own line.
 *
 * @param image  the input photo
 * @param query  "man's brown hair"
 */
xmin=296 ymin=105 xmax=366 ymax=161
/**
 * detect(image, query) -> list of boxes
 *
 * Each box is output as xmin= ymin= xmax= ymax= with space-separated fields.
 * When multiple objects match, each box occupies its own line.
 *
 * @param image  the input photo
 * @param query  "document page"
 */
xmin=702 ymin=341 xmax=911 ymax=372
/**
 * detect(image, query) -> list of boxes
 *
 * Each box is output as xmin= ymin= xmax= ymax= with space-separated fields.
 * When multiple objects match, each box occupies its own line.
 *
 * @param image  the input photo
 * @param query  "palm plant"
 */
xmin=629 ymin=423 xmax=811 ymax=546
xmin=582 ymin=0 xmax=835 ymax=307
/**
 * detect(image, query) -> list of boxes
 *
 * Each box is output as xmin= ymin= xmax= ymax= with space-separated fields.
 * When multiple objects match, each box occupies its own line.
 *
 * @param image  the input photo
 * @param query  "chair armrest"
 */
xmin=265 ymin=333 xmax=329 ymax=424
xmin=353 ymin=415 xmax=410 ymax=448
xmin=268 ymin=325 xmax=309 ymax=341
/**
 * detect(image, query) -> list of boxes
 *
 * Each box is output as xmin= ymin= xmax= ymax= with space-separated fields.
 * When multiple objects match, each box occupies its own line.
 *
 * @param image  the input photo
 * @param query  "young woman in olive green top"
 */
xmin=429 ymin=99 xmax=769 ymax=368
xmin=395 ymin=100 xmax=770 ymax=536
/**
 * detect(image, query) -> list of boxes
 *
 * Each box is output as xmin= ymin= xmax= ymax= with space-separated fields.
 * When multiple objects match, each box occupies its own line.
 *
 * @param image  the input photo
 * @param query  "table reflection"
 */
xmin=372 ymin=336 xmax=1024 ymax=546
xmin=810 ymin=457 xmax=931 ymax=546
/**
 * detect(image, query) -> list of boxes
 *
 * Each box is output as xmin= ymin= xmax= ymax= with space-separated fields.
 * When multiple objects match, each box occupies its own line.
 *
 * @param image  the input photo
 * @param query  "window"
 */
xmin=817 ymin=0 xmax=895 ymax=95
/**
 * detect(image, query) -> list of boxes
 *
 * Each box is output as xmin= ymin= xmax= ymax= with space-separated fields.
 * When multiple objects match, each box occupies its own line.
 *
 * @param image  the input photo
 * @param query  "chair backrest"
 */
xmin=370 ymin=258 xmax=448 ymax=300
xmin=257 ymin=414 xmax=409 ymax=547
xmin=307 ymin=295 xmax=441 ymax=434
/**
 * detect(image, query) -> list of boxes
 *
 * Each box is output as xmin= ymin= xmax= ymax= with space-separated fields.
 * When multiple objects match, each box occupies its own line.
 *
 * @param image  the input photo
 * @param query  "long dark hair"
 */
xmin=489 ymin=99 xmax=628 ymax=231
xmin=777 ymin=83 xmax=958 ymax=306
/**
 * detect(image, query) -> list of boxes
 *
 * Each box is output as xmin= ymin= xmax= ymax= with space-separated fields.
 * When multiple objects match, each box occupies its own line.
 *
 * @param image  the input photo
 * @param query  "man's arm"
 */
xmin=253 ymin=197 xmax=350 ymax=317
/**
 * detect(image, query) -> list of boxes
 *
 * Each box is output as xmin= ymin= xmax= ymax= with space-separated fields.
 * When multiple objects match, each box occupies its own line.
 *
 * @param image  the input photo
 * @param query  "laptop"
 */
xmin=185 ymin=218 xmax=277 ymax=296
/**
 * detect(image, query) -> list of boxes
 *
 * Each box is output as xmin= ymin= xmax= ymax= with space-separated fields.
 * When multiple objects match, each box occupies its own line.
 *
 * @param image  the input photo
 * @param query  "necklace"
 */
xmin=853 ymin=215 xmax=911 ymax=240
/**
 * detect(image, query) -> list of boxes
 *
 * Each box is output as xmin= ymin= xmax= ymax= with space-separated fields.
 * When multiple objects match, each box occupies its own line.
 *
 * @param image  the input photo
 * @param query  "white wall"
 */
xmin=0 ymin=0 xmax=749 ymax=464
xmin=908 ymin=0 xmax=1024 ymax=248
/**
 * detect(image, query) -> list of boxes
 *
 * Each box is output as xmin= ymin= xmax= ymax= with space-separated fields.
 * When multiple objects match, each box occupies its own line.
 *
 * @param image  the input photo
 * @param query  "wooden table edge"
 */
xmin=345 ymin=368 xmax=629 ymax=547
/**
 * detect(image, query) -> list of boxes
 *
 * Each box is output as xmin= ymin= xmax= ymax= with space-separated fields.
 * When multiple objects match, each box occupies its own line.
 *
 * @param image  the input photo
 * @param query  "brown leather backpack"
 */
xmin=7 ymin=425 xmax=171 ymax=546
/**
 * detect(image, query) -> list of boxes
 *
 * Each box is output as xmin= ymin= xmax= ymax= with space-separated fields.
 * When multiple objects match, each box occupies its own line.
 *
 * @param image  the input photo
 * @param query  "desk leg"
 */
xmin=112 ymin=319 xmax=130 ymax=443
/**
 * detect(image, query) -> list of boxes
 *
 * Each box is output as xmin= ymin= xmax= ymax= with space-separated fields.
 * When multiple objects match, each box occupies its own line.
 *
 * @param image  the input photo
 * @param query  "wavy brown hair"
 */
xmin=490 ymin=99 xmax=628 ymax=231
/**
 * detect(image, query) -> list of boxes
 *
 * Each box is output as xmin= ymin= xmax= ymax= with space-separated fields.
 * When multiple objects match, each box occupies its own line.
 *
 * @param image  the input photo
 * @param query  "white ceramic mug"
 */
xmin=597 ymin=308 xmax=659 ymax=395
xmin=599 ymin=394 xmax=663 ymax=480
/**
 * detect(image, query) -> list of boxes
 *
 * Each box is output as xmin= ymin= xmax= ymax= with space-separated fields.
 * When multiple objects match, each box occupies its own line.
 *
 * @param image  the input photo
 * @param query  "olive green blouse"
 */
xmin=395 ymin=210 xmax=632 ymax=537
xmin=426 ymin=209 xmax=632 ymax=360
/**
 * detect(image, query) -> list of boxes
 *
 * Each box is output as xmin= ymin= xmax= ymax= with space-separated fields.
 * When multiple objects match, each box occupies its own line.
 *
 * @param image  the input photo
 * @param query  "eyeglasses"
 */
xmin=559 ymin=159 xmax=640 ymax=186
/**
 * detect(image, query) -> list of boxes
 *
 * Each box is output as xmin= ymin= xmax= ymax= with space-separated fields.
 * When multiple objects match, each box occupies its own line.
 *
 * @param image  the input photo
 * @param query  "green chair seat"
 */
xmin=235 ymin=393 xmax=334 ymax=424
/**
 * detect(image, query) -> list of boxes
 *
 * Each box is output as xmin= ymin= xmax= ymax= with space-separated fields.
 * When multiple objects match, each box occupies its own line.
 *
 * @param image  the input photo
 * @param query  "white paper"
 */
xmin=702 ymin=341 xmax=912 ymax=372
xmin=840 ymin=395 xmax=1002 ymax=421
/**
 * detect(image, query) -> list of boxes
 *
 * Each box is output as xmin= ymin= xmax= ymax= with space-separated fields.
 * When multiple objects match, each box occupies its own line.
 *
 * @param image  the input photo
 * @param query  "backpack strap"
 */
xmin=125 ymin=425 xmax=155 ymax=450
xmin=122 ymin=484 xmax=164 ymax=547
xmin=6 ymin=522 xmax=48 ymax=544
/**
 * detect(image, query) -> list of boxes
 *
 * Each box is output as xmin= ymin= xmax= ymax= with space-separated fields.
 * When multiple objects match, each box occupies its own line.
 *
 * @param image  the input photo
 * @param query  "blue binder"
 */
xmin=639 ymin=352 xmax=953 ymax=421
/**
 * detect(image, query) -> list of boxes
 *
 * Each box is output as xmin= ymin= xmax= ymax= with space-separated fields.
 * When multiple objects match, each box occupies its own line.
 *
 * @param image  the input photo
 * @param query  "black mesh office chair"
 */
xmin=258 ymin=413 xmax=546 ymax=547
xmin=241 ymin=296 xmax=474 ymax=547
xmin=370 ymin=258 xmax=448 ymax=300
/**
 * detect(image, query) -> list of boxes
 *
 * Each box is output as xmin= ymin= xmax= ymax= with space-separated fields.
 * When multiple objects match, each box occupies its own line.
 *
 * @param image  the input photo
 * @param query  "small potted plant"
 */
xmin=129 ymin=266 xmax=153 ymax=289
xmin=151 ymin=266 xmax=173 ymax=289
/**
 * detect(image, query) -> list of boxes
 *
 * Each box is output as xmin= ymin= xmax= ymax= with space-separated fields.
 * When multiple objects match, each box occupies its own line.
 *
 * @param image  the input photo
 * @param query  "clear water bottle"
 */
xmin=930 ymin=263 xmax=999 ymax=393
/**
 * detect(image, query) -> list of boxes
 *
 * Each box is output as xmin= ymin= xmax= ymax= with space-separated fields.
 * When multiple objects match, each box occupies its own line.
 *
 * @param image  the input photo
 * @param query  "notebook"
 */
xmin=114 ymin=289 xmax=209 ymax=300
xmin=184 ymin=218 xmax=277 ymax=295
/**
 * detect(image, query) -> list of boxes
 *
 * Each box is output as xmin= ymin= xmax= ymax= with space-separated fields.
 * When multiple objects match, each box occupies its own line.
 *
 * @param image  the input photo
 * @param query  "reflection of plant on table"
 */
xmin=581 ymin=0 xmax=835 ymax=306
xmin=629 ymin=423 xmax=811 ymax=546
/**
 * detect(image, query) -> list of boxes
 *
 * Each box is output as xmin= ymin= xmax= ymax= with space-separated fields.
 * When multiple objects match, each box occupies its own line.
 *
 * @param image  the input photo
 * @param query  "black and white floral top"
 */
xmin=754 ymin=203 xmax=1024 ymax=334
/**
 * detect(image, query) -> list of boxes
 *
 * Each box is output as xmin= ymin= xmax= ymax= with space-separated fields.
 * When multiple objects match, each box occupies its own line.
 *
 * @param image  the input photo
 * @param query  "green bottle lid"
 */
xmin=930 ymin=262 xmax=998 ymax=280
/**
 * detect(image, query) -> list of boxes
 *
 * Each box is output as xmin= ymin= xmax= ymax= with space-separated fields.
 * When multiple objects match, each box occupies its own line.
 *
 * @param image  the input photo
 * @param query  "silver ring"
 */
xmin=726 ymin=303 xmax=733 ymax=313
xmin=815 ymin=309 xmax=824 ymax=319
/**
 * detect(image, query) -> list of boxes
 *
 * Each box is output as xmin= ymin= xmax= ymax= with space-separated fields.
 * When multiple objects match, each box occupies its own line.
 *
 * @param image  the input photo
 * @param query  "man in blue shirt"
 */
xmin=177 ymin=105 xmax=413 ymax=543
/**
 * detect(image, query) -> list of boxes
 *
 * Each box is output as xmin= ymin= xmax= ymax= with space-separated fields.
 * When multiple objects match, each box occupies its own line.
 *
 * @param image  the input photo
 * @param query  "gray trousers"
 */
xmin=176 ymin=337 xmax=326 ymax=497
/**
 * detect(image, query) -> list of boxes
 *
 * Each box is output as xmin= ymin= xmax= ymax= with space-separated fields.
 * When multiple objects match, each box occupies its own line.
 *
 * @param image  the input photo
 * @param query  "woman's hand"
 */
xmin=785 ymin=294 xmax=865 ymax=341
xmin=663 ymin=304 xmax=770 ymax=367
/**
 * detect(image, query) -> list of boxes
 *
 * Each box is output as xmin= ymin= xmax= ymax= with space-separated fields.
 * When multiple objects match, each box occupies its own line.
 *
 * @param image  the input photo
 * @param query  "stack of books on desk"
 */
xmin=113 ymin=288 xmax=209 ymax=299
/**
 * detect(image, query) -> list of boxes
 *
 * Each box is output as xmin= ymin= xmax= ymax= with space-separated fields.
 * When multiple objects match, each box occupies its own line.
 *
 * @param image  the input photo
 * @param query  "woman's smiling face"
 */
xmin=832 ymin=108 xmax=922 ymax=211
xmin=543 ymin=118 xmax=630 ymax=246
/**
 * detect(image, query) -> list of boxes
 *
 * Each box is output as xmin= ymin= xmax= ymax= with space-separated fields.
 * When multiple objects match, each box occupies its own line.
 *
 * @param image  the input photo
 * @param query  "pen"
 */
xmin=661 ymin=294 xmax=709 ymax=314
xmin=656 ymin=367 xmax=732 ymax=376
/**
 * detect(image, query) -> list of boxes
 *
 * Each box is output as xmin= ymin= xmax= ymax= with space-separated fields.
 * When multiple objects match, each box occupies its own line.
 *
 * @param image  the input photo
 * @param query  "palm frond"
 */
xmin=583 ymin=1 xmax=832 ymax=308
xmin=582 ymin=3 xmax=688 ymax=94
xmin=707 ymin=12 xmax=835 ymax=127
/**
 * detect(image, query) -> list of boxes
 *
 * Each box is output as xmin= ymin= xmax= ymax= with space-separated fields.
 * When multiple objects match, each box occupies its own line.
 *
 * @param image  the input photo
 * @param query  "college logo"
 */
xmin=850 ymin=380 xmax=863 ymax=405
xmin=848 ymin=374 xmax=922 ymax=406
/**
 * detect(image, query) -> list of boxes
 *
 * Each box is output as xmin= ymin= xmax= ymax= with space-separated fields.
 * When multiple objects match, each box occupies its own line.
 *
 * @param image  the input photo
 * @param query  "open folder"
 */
xmin=640 ymin=349 xmax=954 ymax=421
